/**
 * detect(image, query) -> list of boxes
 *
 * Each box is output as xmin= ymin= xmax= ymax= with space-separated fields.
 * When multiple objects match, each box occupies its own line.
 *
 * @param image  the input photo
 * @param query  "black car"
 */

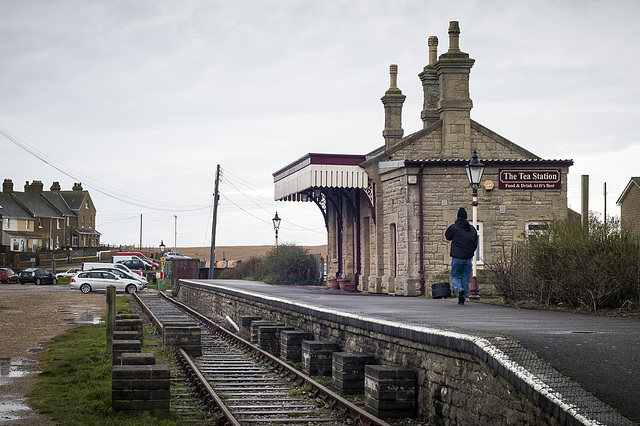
xmin=18 ymin=268 xmax=58 ymax=285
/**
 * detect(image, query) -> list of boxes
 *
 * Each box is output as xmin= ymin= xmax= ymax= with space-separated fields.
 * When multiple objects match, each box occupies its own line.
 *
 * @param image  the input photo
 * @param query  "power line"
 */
xmin=0 ymin=126 xmax=209 ymax=212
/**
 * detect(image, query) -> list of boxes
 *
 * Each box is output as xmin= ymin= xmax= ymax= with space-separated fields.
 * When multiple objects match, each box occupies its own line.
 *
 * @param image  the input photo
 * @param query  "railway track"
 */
xmin=133 ymin=292 xmax=391 ymax=426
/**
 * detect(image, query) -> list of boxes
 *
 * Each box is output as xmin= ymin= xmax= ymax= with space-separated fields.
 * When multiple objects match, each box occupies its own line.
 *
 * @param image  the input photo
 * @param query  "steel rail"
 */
xmin=132 ymin=292 xmax=163 ymax=330
xmin=157 ymin=291 xmax=391 ymax=426
xmin=134 ymin=292 xmax=241 ymax=425
xmin=175 ymin=347 xmax=242 ymax=426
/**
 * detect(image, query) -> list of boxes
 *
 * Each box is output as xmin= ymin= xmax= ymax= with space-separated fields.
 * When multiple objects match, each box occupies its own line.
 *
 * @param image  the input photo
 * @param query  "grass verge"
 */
xmin=28 ymin=296 xmax=176 ymax=425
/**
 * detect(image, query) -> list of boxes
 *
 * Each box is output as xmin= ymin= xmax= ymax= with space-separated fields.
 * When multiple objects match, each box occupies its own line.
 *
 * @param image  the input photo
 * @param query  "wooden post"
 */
xmin=106 ymin=285 xmax=116 ymax=355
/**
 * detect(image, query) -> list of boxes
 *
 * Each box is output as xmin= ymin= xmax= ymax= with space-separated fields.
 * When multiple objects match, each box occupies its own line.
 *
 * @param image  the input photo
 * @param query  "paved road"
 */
xmin=187 ymin=280 xmax=640 ymax=424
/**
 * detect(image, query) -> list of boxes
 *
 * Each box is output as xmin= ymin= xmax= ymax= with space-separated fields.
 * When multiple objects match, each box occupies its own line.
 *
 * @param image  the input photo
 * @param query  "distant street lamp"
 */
xmin=272 ymin=212 xmax=281 ymax=247
xmin=159 ymin=240 xmax=165 ymax=253
xmin=465 ymin=149 xmax=485 ymax=301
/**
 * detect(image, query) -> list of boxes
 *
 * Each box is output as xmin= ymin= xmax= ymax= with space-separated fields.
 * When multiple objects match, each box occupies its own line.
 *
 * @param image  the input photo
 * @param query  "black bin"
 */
xmin=431 ymin=282 xmax=451 ymax=299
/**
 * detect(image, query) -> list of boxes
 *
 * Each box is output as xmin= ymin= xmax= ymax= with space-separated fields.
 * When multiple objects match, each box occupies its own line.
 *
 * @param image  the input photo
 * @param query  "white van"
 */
xmin=82 ymin=262 xmax=145 ymax=280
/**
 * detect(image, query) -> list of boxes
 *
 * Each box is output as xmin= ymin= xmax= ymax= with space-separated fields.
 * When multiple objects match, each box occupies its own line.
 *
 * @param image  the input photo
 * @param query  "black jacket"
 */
xmin=445 ymin=218 xmax=478 ymax=259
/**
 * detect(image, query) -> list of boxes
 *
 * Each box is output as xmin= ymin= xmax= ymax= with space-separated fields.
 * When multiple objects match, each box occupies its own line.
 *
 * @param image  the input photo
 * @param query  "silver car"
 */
xmin=69 ymin=271 xmax=144 ymax=294
xmin=90 ymin=267 xmax=148 ymax=287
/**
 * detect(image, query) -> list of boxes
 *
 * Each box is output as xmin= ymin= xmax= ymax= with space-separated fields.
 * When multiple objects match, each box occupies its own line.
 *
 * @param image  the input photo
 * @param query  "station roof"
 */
xmin=273 ymin=153 xmax=368 ymax=201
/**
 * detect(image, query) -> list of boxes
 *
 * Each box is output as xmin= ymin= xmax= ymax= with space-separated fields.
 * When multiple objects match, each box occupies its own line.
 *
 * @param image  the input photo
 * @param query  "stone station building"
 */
xmin=273 ymin=21 xmax=573 ymax=296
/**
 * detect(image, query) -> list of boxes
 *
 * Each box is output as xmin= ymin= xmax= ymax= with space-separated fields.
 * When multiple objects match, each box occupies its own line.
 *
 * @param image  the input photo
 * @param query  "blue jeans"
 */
xmin=451 ymin=257 xmax=472 ymax=296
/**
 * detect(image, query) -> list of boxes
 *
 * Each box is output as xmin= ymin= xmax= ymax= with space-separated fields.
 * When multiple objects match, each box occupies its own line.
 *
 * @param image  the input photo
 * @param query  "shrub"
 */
xmin=488 ymin=213 xmax=640 ymax=311
xmin=260 ymin=244 xmax=318 ymax=285
xmin=218 ymin=244 xmax=320 ymax=285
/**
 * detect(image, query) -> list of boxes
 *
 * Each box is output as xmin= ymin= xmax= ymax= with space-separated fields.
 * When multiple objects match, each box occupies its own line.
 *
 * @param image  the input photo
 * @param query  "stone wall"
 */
xmin=370 ymin=161 xmax=570 ymax=296
xmin=174 ymin=282 xmax=576 ymax=425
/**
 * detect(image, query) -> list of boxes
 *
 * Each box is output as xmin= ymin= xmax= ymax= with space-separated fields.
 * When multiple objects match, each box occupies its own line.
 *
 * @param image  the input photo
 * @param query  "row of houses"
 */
xmin=0 ymin=179 xmax=100 ymax=253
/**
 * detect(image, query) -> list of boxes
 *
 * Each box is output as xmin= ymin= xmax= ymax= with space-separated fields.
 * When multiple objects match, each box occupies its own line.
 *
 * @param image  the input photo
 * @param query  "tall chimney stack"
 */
xmin=435 ymin=21 xmax=475 ymax=157
xmin=419 ymin=36 xmax=440 ymax=128
xmin=3 ymin=179 xmax=13 ymax=194
xmin=381 ymin=64 xmax=406 ymax=149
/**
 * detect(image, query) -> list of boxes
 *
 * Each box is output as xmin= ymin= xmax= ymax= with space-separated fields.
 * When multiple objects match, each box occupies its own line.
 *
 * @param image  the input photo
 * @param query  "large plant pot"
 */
xmin=328 ymin=278 xmax=340 ymax=290
xmin=337 ymin=278 xmax=350 ymax=291
xmin=342 ymin=283 xmax=355 ymax=292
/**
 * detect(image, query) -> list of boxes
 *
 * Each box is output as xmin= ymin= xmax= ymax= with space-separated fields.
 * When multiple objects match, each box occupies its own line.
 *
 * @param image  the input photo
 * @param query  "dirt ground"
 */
xmin=178 ymin=245 xmax=328 ymax=265
xmin=0 ymin=283 xmax=106 ymax=425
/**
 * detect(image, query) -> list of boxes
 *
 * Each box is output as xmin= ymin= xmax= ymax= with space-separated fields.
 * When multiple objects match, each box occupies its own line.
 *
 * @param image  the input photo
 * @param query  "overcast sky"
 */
xmin=1 ymin=0 xmax=638 ymax=252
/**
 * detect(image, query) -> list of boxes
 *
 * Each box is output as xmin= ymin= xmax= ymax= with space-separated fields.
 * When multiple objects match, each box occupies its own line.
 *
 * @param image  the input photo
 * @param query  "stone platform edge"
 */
xmin=175 ymin=280 xmax=631 ymax=426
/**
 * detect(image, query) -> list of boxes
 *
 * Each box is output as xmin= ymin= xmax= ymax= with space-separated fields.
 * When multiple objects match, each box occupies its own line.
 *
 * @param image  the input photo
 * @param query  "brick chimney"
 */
xmin=3 ymin=179 xmax=13 ymax=194
xmin=381 ymin=64 xmax=406 ymax=149
xmin=418 ymin=36 xmax=440 ymax=128
xmin=24 ymin=180 xmax=44 ymax=194
xmin=50 ymin=182 xmax=61 ymax=191
xmin=72 ymin=182 xmax=83 ymax=191
xmin=434 ymin=21 xmax=475 ymax=158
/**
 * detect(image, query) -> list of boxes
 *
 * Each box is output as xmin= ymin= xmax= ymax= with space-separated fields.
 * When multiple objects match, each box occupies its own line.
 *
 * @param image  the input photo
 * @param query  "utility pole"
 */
xmin=581 ymin=175 xmax=589 ymax=229
xmin=208 ymin=164 xmax=221 ymax=279
xmin=603 ymin=182 xmax=607 ymax=228
xmin=139 ymin=214 xmax=142 ymax=250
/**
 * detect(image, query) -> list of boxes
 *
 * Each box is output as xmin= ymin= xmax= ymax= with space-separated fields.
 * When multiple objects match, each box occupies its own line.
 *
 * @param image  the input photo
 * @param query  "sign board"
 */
xmin=498 ymin=169 xmax=561 ymax=190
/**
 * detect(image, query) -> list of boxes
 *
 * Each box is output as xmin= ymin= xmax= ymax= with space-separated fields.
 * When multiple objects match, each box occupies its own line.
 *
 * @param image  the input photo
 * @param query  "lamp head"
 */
xmin=465 ymin=149 xmax=485 ymax=189
xmin=272 ymin=212 xmax=281 ymax=231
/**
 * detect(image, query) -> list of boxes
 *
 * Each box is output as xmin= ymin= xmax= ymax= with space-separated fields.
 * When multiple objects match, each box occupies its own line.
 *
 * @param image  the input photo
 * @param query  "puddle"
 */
xmin=73 ymin=314 xmax=103 ymax=325
xmin=0 ymin=399 xmax=32 ymax=421
xmin=0 ymin=358 xmax=38 ymax=386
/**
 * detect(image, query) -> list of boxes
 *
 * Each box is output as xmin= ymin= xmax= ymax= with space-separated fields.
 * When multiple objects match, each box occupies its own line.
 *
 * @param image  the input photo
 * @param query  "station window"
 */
xmin=526 ymin=221 xmax=550 ymax=238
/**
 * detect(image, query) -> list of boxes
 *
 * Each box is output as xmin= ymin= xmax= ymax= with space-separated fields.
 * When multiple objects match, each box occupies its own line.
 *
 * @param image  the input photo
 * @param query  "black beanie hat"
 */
xmin=457 ymin=207 xmax=467 ymax=219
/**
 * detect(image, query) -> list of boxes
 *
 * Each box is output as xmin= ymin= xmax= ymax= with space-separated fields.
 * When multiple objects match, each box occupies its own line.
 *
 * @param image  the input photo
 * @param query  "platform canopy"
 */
xmin=273 ymin=153 xmax=368 ymax=201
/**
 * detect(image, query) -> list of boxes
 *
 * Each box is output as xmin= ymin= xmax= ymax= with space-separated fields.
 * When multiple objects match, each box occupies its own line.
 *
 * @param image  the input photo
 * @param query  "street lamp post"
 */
xmin=173 ymin=215 xmax=177 ymax=253
xmin=465 ymin=149 xmax=485 ymax=301
xmin=272 ymin=212 xmax=281 ymax=247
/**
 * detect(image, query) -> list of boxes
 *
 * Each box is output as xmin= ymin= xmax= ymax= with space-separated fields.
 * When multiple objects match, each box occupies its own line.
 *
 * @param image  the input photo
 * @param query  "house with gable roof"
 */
xmin=0 ymin=187 xmax=42 ymax=252
xmin=13 ymin=180 xmax=65 ymax=250
xmin=44 ymin=181 xmax=100 ymax=248
xmin=616 ymin=177 xmax=640 ymax=238
xmin=273 ymin=21 xmax=573 ymax=296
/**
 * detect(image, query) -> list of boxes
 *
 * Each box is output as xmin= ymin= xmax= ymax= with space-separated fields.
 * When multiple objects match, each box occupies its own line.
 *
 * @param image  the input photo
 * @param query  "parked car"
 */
xmin=56 ymin=267 xmax=81 ymax=278
xmin=69 ymin=271 xmax=144 ymax=294
xmin=116 ymin=252 xmax=159 ymax=269
xmin=82 ymin=262 xmax=144 ymax=277
xmin=90 ymin=267 xmax=147 ymax=286
xmin=162 ymin=252 xmax=191 ymax=260
xmin=18 ymin=268 xmax=58 ymax=285
xmin=0 ymin=268 xmax=19 ymax=283
xmin=118 ymin=259 xmax=153 ymax=271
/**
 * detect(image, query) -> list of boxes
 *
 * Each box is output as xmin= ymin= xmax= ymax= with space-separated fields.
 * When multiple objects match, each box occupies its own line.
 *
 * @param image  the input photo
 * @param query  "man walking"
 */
xmin=445 ymin=207 xmax=478 ymax=305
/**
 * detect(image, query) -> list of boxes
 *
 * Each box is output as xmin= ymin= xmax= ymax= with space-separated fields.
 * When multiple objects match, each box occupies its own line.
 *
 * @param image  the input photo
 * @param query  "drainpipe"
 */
xmin=354 ymin=194 xmax=361 ymax=291
xmin=337 ymin=202 xmax=343 ymax=279
xmin=419 ymin=164 xmax=425 ymax=296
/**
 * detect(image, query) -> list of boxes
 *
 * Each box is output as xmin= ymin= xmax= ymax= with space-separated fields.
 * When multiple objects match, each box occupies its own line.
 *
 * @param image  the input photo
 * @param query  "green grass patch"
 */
xmin=146 ymin=278 xmax=173 ymax=291
xmin=28 ymin=296 xmax=176 ymax=425
xmin=55 ymin=276 xmax=71 ymax=285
